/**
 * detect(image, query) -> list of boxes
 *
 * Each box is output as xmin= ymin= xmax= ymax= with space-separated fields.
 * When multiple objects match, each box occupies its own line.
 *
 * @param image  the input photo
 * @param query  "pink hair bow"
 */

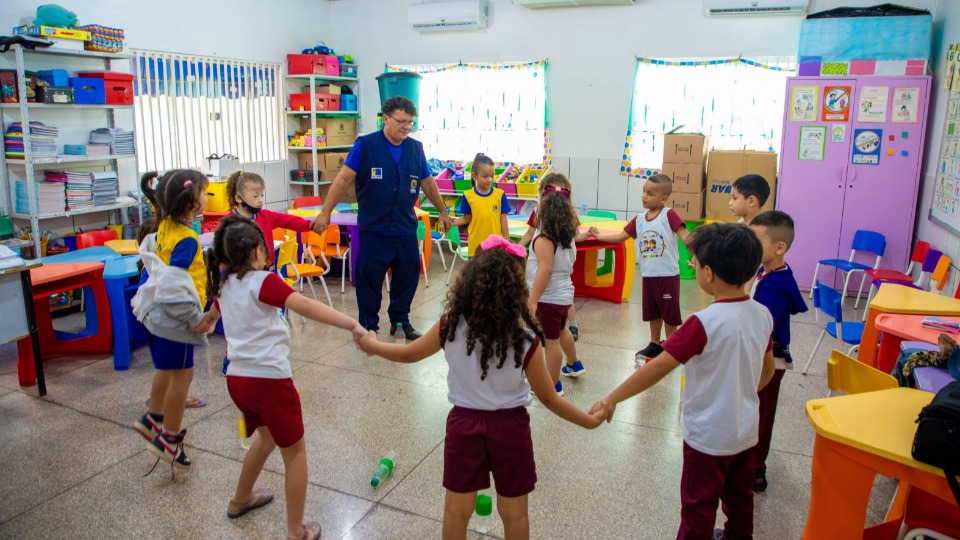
xmin=480 ymin=235 xmax=526 ymax=258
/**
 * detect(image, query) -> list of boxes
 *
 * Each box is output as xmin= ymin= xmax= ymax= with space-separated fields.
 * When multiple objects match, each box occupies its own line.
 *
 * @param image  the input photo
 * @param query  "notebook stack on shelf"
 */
xmin=4 ymin=122 xmax=59 ymax=160
xmin=3 ymin=124 xmax=24 ymax=159
xmin=112 ymin=128 xmax=135 ymax=155
xmin=88 ymin=127 xmax=135 ymax=155
xmin=15 ymin=180 xmax=66 ymax=215
xmin=92 ymin=170 xmax=119 ymax=206
xmin=63 ymin=144 xmax=86 ymax=156
xmin=64 ymin=171 xmax=94 ymax=211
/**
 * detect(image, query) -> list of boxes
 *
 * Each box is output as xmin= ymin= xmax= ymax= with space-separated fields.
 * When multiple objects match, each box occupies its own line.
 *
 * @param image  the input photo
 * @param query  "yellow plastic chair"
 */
xmin=826 ymin=349 xmax=898 ymax=396
xmin=277 ymin=237 xmax=332 ymax=311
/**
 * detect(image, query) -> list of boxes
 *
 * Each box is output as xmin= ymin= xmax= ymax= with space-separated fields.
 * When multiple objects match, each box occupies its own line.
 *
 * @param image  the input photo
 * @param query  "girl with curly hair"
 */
xmin=358 ymin=235 xmax=607 ymax=540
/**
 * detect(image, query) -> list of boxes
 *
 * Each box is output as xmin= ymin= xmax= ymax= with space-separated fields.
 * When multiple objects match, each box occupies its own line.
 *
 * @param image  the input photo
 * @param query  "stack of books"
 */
xmin=15 ymin=180 xmax=66 ymax=215
xmin=64 ymin=171 xmax=94 ymax=211
xmin=3 ymin=125 xmax=24 ymax=159
xmin=3 ymin=122 xmax=59 ymax=159
xmin=91 ymin=170 xmax=119 ymax=206
xmin=921 ymin=316 xmax=960 ymax=334
xmin=112 ymin=128 xmax=135 ymax=155
xmin=63 ymin=144 xmax=86 ymax=156
xmin=88 ymin=127 xmax=135 ymax=155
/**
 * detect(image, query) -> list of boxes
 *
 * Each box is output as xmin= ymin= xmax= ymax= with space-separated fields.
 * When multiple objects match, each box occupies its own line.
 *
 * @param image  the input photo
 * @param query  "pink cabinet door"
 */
xmin=838 ymin=77 xmax=931 ymax=283
xmin=777 ymin=78 xmax=856 ymax=291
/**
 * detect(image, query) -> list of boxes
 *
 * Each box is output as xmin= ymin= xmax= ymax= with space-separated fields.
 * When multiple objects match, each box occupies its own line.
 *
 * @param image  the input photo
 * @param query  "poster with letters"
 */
xmin=858 ymin=86 xmax=889 ymax=123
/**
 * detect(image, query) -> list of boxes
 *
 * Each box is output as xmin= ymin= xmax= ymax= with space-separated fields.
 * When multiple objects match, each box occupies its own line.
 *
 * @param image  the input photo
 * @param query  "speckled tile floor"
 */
xmin=0 ymin=246 xmax=899 ymax=539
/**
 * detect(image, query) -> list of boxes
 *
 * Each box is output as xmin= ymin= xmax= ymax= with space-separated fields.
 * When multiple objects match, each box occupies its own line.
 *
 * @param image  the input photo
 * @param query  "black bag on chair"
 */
xmin=912 ymin=381 xmax=960 ymax=506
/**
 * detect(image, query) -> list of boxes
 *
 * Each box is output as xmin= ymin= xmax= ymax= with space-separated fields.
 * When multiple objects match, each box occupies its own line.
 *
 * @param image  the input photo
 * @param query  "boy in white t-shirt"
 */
xmin=589 ymin=174 xmax=689 ymax=365
xmin=595 ymin=223 xmax=775 ymax=540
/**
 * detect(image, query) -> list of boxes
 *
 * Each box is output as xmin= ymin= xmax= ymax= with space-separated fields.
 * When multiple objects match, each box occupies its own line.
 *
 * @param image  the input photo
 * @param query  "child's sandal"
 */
xmin=227 ymin=488 xmax=274 ymax=519
xmin=300 ymin=522 xmax=321 ymax=540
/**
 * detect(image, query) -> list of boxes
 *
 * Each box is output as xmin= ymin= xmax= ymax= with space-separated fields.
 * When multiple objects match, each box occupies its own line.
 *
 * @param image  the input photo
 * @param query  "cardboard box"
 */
xmin=704 ymin=150 xmax=778 ymax=222
xmin=667 ymin=190 xmax=704 ymax=222
xmin=299 ymin=117 xmax=357 ymax=146
xmin=297 ymin=152 xmax=349 ymax=181
xmin=660 ymin=162 xmax=704 ymax=194
xmin=14 ymin=25 xmax=91 ymax=41
xmin=316 ymin=84 xmax=341 ymax=95
xmin=662 ymin=128 xmax=707 ymax=164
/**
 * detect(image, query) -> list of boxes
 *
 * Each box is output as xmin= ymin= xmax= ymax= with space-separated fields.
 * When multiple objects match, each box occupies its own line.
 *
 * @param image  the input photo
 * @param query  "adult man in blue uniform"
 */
xmin=312 ymin=96 xmax=452 ymax=340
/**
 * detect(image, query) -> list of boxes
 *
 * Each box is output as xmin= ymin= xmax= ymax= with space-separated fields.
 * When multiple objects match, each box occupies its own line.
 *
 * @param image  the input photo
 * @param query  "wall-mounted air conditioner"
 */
xmin=512 ymin=0 xmax=634 ymax=8
xmin=703 ymin=0 xmax=809 ymax=17
xmin=408 ymin=0 xmax=489 ymax=32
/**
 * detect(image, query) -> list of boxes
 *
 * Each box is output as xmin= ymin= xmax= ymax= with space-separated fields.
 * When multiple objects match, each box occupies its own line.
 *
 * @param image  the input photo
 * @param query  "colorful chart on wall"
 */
xmin=798 ymin=126 xmax=826 ymax=161
xmin=858 ymin=86 xmax=889 ymax=123
xmin=892 ymin=87 xmax=920 ymax=123
xmin=831 ymin=124 xmax=846 ymax=143
xmin=790 ymin=86 xmax=818 ymax=122
xmin=822 ymin=86 xmax=851 ymax=121
xmin=852 ymin=128 xmax=881 ymax=165
xmin=930 ymin=69 xmax=960 ymax=235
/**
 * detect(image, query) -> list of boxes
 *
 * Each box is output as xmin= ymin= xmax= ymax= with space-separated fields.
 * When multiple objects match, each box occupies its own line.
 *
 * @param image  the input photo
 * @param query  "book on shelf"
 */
xmin=921 ymin=316 xmax=960 ymax=334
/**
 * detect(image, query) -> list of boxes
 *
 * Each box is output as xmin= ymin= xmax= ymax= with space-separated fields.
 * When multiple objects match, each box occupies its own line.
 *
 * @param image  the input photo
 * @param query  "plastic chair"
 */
xmin=445 ymin=226 xmax=470 ymax=285
xmin=292 ymin=196 xmax=322 ymax=209
xmin=803 ymin=281 xmax=865 ymax=375
xmin=864 ymin=240 xmax=930 ymax=286
xmin=76 ymin=229 xmax=118 ymax=249
xmin=277 ymin=237 xmax=331 ymax=310
xmin=417 ymin=221 xmax=429 ymax=288
xmin=303 ymin=227 xmax=350 ymax=293
xmin=930 ymin=255 xmax=951 ymax=294
xmin=431 ymin=230 xmax=452 ymax=270
xmin=587 ymin=210 xmax=618 ymax=275
xmin=861 ymin=249 xmax=943 ymax=321
xmin=272 ymin=228 xmax=288 ymax=243
xmin=586 ymin=210 xmax=617 ymax=219
xmin=809 ymin=230 xmax=886 ymax=310
xmin=825 ymin=349 xmax=897 ymax=396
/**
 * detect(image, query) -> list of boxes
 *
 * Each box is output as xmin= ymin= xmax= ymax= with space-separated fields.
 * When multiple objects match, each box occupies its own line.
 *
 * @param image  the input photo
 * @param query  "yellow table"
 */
xmin=104 ymin=239 xmax=138 ymax=256
xmin=804 ymin=388 xmax=959 ymax=539
xmin=859 ymin=283 xmax=960 ymax=369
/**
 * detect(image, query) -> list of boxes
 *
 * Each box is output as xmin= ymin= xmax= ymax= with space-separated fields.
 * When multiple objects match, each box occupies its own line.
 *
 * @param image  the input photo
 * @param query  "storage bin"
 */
xmin=327 ymin=95 xmax=341 ymax=111
xmin=340 ymin=94 xmax=357 ymax=111
xmin=323 ymin=55 xmax=340 ymax=76
xmin=289 ymin=170 xmax=313 ymax=183
xmin=77 ymin=71 xmax=134 ymax=105
xmin=518 ymin=165 xmax=552 ymax=184
xmin=435 ymin=179 xmax=455 ymax=192
xmin=340 ymin=64 xmax=358 ymax=78
xmin=498 ymin=183 xmax=517 ymax=197
xmin=36 ymin=86 xmax=74 ymax=104
xmin=453 ymin=180 xmax=472 ymax=192
xmin=205 ymin=182 xmax=230 ymax=213
xmin=69 ymin=77 xmax=106 ymax=105
xmin=516 ymin=183 xmax=539 ymax=198
xmin=0 ymin=70 xmax=38 ymax=103
xmin=288 ymin=54 xmax=321 ymax=75
xmin=37 ymin=69 xmax=69 ymax=87
xmin=289 ymin=93 xmax=337 ymax=111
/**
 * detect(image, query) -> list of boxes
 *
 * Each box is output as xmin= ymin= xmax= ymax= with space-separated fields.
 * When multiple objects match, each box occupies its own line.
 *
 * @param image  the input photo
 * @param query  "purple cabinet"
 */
xmin=777 ymin=76 xmax=931 ymax=292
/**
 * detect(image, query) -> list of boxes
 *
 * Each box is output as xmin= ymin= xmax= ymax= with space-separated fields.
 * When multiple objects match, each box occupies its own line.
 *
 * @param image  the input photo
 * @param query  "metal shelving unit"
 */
xmin=0 ymin=45 xmax=140 ymax=256
xmin=285 ymin=69 xmax=360 ymax=199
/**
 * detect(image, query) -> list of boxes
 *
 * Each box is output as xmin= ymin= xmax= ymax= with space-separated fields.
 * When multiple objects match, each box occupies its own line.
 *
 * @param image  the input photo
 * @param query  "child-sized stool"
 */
xmin=571 ymin=236 xmax=635 ymax=304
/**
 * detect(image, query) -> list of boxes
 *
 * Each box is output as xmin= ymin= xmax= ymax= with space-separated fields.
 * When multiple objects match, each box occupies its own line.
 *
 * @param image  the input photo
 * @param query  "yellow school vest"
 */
xmin=156 ymin=218 xmax=207 ymax=306
xmin=464 ymin=187 xmax=506 ymax=257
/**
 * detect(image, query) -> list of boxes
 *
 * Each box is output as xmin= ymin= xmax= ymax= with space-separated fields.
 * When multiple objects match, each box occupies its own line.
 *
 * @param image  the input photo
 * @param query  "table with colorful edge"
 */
xmin=105 ymin=239 xmax=139 ymax=256
xmin=859 ymin=284 xmax=960 ymax=370
xmin=16 ymin=262 xmax=112 ymax=387
xmin=1 ymin=261 xmax=45 ymax=395
xmin=803 ymin=388 xmax=960 ymax=539
xmin=104 ymin=256 xmax=147 ymax=371
xmin=41 ymin=245 xmax=122 ymax=265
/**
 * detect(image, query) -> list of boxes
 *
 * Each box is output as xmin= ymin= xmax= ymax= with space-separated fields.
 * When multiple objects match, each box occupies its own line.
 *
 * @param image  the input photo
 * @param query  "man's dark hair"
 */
xmin=732 ymin=174 xmax=771 ymax=206
xmin=382 ymin=96 xmax=417 ymax=117
xmin=686 ymin=223 xmax=762 ymax=287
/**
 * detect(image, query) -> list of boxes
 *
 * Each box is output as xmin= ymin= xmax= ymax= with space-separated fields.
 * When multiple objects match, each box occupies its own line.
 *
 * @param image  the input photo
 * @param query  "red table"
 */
xmin=874 ymin=313 xmax=960 ymax=374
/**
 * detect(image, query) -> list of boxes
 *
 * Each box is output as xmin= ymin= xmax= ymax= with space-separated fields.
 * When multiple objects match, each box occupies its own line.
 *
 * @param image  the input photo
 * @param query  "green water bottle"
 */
xmin=370 ymin=451 xmax=395 ymax=487
xmin=473 ymin=493 xmax=493 ymax=534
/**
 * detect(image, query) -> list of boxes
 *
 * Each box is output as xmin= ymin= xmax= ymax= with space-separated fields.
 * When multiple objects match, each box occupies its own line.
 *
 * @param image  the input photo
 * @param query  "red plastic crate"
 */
xmin=288 ymin=54 xmax=321 ymax=75
xmin=290 ymin=94 xmax=338 ymax=111
xmin=77 ymin=71 xmax=133 ymax=105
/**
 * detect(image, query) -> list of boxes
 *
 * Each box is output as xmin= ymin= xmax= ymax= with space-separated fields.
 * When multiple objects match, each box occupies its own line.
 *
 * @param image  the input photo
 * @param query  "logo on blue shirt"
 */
xmin=372 ymin=168 xmax=383 ymax=179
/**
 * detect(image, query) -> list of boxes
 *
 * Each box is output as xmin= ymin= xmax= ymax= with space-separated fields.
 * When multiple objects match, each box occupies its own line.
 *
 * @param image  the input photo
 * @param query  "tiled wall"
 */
xmin=552 ymin=156 xmax=643 ymax=221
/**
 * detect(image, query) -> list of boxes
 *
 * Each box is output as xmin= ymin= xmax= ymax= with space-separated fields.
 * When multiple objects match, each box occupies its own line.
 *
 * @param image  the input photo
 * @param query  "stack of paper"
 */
xmin=3 ymin=122 xmax=59 ymax=159
xmin=921 ymin=316 xmax=960 ymax=334
xmin=88 ymin=127 xmax=135 ymax=155
xmin=15 ymin=180 xmax=66 ymax=215
xmin=0 ymin=245 xmax=25 ymax=270
xmin=63 ymin=144 xmax=86 ymax=156
xmin=91 ymin=170 xmax=119 ymax=206
xmin=86 ymin=144 xmax=111 ymax=157
xmin=64 ymin=171 xmax=94 ymax=211
xmin=3 ymin=125 xmax=24 ymax=159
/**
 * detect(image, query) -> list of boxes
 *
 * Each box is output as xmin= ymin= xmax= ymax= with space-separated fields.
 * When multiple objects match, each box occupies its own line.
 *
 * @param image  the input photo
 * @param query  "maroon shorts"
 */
xmin=226 ymin=376 xmax=304 ymax=448
xmin=443 ymin=406 xmax=537 ymax=497
xmin=535 ymin=302 xmax=570 ymax=340
xmin=641 ymin=275 xmax=682 ymax=326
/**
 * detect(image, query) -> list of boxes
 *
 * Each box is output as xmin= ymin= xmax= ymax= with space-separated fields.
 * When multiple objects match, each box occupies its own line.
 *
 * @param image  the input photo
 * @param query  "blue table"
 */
xmin=104 ymin=256 xmax=146 ymax=370
xmin=42 ymin=246 xmax=123 ymax=265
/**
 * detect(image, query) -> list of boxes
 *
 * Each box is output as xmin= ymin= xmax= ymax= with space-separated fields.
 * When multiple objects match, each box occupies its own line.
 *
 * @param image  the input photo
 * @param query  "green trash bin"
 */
xmin=376 ymin=72 xmax=422 ymax=131
xmin=678 ymin=220 xmax=703 ymax=280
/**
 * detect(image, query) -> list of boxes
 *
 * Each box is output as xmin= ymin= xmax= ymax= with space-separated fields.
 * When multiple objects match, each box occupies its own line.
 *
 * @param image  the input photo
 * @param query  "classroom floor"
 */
xmin=0 ymin=247 xmax=898 ymax=539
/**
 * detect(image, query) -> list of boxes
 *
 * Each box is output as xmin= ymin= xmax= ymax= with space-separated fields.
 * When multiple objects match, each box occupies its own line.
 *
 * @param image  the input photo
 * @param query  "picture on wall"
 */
xmin=790 ymin=86 xmax=818 ymax=122
xmin=852 ymin=128 xmax=882 ymax=165
xmin=892 ymin=87 xmax=920 ymax=123
xmin=858 ymin=86 xmax=889 ymax=123
xmin=799 ymin=126 xmax=826 ymax=161
xmin=822 ymin=86 xmax=851 ymax=121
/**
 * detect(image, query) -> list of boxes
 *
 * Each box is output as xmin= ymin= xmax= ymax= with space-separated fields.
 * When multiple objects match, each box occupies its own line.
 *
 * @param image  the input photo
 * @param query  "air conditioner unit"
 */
xmin=703 ymin=0 xmax=809 ymax=17
xmin=408 ymin=0 xmax=489 ymax=32
xmin=512 ymin=0 xmax=634 ymax=8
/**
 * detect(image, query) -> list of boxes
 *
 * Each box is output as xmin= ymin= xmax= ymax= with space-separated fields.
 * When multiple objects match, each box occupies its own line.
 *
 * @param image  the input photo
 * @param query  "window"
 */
xmin=131 ymin=50 xmax=285 ymax=173
xmin=387 ymin=61 xmax=548 ymax=165
xmin=621 ymin=57 xmax=796 ymax=178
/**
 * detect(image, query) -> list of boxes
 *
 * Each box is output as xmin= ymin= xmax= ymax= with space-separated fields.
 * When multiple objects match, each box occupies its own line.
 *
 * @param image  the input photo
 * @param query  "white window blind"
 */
xmin=621 ymin=57 xmax=796 ymax=178
xmin=131 ymin=50 xmax=284 ymax=173
xmin=388 ymin=61 xmax=548 ymax=165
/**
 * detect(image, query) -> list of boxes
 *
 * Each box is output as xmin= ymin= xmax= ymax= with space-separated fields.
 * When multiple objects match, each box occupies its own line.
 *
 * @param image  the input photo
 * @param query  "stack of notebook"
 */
xmin=64 ymin=171 xmax=94 ymax=210
xmin=15 ymin=180 xmax=66 ymax=215
xmin=92 ymin=170 xmax=119 ymax=206
xmin=88 ymin=127 xmax=135 ymax=155
xmin=4 ymin=122 xmax=59 ymax=159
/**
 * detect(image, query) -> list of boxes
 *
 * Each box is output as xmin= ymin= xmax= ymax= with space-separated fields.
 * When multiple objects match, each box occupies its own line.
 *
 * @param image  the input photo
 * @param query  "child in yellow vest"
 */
xmin=453 ymin=153 xmax=510 ymax=256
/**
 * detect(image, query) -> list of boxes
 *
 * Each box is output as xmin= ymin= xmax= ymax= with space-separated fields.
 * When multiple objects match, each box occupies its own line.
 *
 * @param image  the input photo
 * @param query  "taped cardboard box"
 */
xmin=660 ymin=162 xmax=704 ymax=194
xmin=662 ymin=126 xmax=708 ymax=164
xmin=666 ymin=190 xmax=704 ymax=222
xmin=297 ymin=152 xmax=350 ymax=181
xmin=705 ymin=150 xmax=778 ymax=222
xmin=299 ymin=117 xmax=358 ymax=146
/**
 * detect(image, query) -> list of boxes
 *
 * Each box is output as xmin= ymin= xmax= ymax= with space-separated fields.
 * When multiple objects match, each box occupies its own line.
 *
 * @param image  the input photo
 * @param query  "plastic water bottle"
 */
xmin=192 ymin=216 xmax=202 ymax=235
xmin=579 ymin=203 xmax=588 ymax=215
xmin=393 ymin=322 xmax=405 ymax=344
xmin=370 ymin=451 xmax=396 ymax=487
xmin=473 ymin=493 xmax=494 ymax=534
xmin=238 ymin=415 xmax=253 ymax=450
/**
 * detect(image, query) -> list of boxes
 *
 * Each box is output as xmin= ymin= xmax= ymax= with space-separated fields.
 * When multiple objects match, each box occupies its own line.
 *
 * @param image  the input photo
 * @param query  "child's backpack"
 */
xmin=911 ymin=381 xmax=960 ymax=506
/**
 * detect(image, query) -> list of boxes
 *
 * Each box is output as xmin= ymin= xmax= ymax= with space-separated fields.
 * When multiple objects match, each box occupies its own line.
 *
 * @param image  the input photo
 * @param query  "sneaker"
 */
xmin=133 ymin=412 xmax=162 ymax=442
xmin=554 ymin=380 xmax=564 ymax=396
xmin=635 ymin=342 xmax=664 ymax=366
xmin=561 ymin=360 xmax=586 ymax=378
xmin=569 ymin=324 xmax=579 ymax=342
xmin=752 ymin=470 xmax=768 ymax=493
xmin=148 ymin=429 xmax=192 ymax=470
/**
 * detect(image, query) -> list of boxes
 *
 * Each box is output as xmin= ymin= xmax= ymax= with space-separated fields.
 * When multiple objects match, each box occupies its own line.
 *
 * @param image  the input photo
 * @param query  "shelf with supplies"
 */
xmin=285 ymin=54 xmax=359 ymax=200
xmin=0 ymin=43 xmax=141 ymax=256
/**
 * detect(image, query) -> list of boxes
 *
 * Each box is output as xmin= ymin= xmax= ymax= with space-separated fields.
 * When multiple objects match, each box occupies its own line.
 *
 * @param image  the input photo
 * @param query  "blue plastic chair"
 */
xmin=809 ymin=230 xmax=886 ymax=310
xmin=802 ymin=281 xmax=865 ymax=375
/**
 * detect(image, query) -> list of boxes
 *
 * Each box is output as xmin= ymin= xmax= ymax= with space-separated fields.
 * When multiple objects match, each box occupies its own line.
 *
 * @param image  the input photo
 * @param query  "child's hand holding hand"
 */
xmin=351 ymin=323 xmax=368 ymax=346
xmin=588 ymin=226 xmax=601 ymax=237
xmin=589 ymin=398 xmax=615 ymax=423
xmin=190 ymin=313 xmax=217 ymax=335
xmin=357 ymin=330 xmax=377 ymax=355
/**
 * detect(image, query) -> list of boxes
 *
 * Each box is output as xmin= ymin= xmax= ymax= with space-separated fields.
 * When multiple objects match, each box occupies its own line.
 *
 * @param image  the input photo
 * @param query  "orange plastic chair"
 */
xmin=930 ymin=255 xmax=951 ymax=294
xmin=76 ymin=229 xmax=118 ymax=249
xmin=276 ymin=237 xmax=331 ymax=309
xmin=272 ymin=228 xmax=287 ymax=243
xmin=303 ymin=227 xmax=350 ymax=293
xmin=292 ymin=196 xmax=322 ymax=209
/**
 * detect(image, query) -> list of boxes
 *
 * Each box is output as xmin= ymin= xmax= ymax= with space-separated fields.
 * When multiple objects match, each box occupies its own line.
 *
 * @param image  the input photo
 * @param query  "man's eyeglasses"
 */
xmin=387 ymin=114 xmax=414 ymax=127
xmin=543 ymin=185 xmax=571 ymax=198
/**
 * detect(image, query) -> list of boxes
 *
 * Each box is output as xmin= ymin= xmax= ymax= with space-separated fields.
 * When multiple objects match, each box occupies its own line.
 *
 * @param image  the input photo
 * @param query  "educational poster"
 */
xmin=798 ymin=126 xmax=826 ymax=161
xmin=822 ymin=86 xmax=851 ymax=121
xmin=932 ymin=90 xmax=960 ymax=225
xmin=858 ymin=86 xmax=889 ymax=123
xmin=892 ymin=87 xmax=920 ymax=123
xmin=852 ymin=128 xmax=882 ymax=165
xmin=831 ymin=124 xmax=846 ymax=143
xmin=790 ymin=86 xmax=818 ymax=122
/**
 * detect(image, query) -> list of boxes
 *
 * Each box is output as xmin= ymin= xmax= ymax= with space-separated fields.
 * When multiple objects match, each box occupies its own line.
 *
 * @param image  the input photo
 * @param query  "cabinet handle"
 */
xmin=849 ymin=167 xmax=857 ymax=188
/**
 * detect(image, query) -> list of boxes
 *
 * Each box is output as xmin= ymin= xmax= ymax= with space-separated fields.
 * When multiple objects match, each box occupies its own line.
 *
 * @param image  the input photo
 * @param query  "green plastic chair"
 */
xmin=587 ymin=210 xmax=618 ymax=220
xmin=588 ymin=211 xmax=619 ymax=276
xmin=416 ymin=221 xmax=429 ymax=288
xmin=678 ymin=221 xmax=703 ymax=280
xmin=445 ymin=226 xmax=470 ymax=285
